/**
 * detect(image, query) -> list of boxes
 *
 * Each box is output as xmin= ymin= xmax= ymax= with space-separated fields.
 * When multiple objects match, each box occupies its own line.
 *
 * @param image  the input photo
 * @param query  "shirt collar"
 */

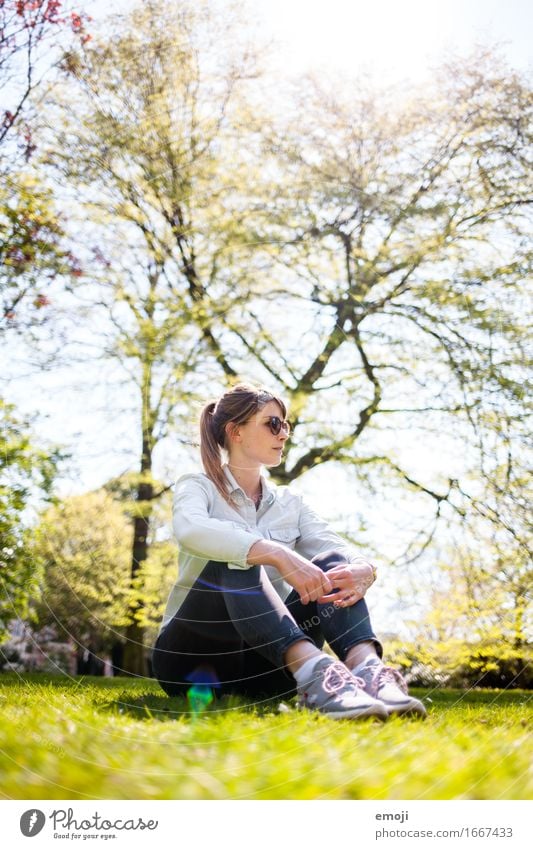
xmin=223 ymin=465 xmax=277 ymax=506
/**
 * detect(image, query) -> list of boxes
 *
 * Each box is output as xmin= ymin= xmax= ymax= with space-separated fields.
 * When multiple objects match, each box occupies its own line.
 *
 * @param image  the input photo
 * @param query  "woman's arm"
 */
xmin=318 ymin=562 xmax=376 ymax=607
xmin=247 ymin=538 xmax=333 ymax=605
xmin=295 ymin=500 xmax=377 ymax=606
xmin=173 ymin=475 xmax=263 ymax=565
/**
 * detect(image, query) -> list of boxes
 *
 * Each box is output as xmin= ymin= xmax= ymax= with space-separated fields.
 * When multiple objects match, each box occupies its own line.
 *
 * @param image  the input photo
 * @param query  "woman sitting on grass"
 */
xmin=152 ymin=384 xmax=426 ymax=720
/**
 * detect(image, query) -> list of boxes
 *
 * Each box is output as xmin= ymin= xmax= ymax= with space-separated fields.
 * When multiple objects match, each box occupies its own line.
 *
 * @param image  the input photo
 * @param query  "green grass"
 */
xmin=0 ymin=674 xmax=530 ymax=799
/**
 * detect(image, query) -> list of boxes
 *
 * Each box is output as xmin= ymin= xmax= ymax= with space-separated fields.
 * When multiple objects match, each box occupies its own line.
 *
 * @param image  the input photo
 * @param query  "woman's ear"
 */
xmin=225 ymin=421 xmax=241 ymax=444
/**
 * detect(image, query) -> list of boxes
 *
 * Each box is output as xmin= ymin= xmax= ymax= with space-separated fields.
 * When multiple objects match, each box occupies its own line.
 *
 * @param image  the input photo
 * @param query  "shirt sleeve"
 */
xmin=172 ymin=475 xmax=263 ymax=568
xmin=295 ymin=498 xmax=363 ymax=564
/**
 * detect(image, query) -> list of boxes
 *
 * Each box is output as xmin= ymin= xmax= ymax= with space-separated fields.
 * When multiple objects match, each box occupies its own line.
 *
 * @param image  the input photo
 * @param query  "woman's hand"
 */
xmin=247 ymin=540 xmax=332 ymax=604
xmin=318 ymin=560 xmax=376 ymax=608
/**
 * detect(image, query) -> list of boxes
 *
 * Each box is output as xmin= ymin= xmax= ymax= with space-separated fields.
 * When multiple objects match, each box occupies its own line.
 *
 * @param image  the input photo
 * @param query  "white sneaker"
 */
xmin=355 ymin=657 xmax=427 ymax=717
xmin=297 ymin=657 xmax=388 ymax=720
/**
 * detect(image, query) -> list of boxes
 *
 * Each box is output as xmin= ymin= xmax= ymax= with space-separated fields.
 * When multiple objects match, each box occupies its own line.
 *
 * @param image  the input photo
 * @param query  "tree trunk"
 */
xmin=122 ymin=434 xmax=153 ymax=676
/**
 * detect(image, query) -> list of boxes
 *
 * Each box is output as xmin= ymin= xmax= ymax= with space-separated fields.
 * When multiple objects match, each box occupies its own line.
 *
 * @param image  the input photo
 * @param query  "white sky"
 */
xmin=256 ymin=0 xmax=532 ymax=78
xmin=84 ymin=0 xmax=532 ymax=81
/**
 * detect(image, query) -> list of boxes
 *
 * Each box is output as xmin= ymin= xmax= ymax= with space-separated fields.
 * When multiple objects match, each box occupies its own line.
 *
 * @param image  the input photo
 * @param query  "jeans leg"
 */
xmin=286 ymin=549 xmax=383 ymax=663
xmin=152 ymin=559 xmax=310 ymax=698
xmin=205 ymin=560 xmax=310 ymax=666
xmin=152 ymin=569 xmax=242 ymax=697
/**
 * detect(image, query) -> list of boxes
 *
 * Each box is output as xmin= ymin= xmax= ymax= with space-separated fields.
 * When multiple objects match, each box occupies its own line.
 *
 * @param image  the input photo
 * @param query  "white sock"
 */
xmin=352 ymin=654 xmax=380 ymax=675
xmin=293 ymin=653 xmax=330 ymax=686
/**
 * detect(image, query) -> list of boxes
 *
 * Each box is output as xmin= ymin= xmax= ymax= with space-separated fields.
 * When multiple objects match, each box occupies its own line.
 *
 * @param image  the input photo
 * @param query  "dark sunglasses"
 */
xmin=264 ymin=416 xmax=291 ymax=436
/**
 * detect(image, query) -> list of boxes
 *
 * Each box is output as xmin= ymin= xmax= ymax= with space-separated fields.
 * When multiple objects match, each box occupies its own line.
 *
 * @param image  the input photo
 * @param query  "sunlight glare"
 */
xmin=253 ymin=0 xmax=529 ymax=82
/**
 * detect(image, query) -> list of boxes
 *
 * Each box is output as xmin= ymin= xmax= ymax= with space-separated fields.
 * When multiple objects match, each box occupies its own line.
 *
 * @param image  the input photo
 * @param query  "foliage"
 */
xmin=32 ymin=490 xmax=133 ymax=650
xmin=0 ymin=674 xmax=531 ymax=799
xmin=102 ymin=478 xmax=178 ymax=640
xmin=0 ymin=172 xmax=80 ymax=329
xmin=1 ymin=1 xmax=90 ymax=147
xmin=0 ymin=1 xmax=89 ymax=331
xmin=29 ymin=1 xmax=532 ymax=668
xmin=32 ymin=487 xmax=177 ymax=651
xmin=425 ymin=544 xmax=532 ymax=653
xmin=44 ymin=0 xmax=267 ymax=672
xmin=129 ymin=539 xmax=178 ymax=634
xmin=0 ymin=398 xmax=61 ymax=640
xmin=387 ymin=640 xmax=532 ymax=690
xmin=387 ymin=465 xmax=532 ymax=688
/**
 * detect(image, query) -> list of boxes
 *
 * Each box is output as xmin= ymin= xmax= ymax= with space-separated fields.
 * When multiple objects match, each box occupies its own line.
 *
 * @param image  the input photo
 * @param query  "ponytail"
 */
xmin=199 ymin=400 xmax=230 ymax=503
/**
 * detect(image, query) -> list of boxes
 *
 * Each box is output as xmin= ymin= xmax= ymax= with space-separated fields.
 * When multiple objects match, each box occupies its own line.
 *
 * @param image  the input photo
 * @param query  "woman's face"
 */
xmin=227 ymin=400 xmax=289 ymax=469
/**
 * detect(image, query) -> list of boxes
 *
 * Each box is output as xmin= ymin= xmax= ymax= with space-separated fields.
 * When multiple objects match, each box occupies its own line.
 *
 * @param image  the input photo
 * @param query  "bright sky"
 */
xmin=84 ymin=0 xmax=532 ymax=81
xmin=254 ymin=0 xmax=532 ymax=79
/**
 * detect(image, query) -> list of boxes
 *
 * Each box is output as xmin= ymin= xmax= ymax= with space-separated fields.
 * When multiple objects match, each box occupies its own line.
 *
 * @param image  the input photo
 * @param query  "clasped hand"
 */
xmin=247 ymin=540 xmax=376 ymax=607
xmin=276 ymin=550 xmax=375 ymax=607
xmin=318 ymin=561 xmax=375 ymax=608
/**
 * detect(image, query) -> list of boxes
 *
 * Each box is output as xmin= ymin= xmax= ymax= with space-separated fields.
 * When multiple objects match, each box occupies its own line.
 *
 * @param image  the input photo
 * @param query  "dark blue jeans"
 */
xmin=152 ymin=549 xmax=382 ymax=699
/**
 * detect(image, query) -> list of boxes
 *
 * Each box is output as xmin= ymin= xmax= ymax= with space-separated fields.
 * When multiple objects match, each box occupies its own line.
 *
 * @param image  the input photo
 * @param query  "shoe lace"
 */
xmin=376 ymin=665 xmax=408 ymax=694
xmin=322 ymin=662 xmax=363 ymax=694
xmin=358 ymin=662 xmax=408 ymax=697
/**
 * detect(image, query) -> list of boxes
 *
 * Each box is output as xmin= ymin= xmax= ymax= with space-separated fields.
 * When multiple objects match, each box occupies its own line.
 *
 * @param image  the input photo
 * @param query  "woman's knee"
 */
xmin=311 ymin=549 xmax=348 ymax=571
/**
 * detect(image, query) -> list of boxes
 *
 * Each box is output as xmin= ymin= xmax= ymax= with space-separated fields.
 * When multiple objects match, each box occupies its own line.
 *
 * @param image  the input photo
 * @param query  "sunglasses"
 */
xmin=263 ymin=416 xmax=291 ymax=436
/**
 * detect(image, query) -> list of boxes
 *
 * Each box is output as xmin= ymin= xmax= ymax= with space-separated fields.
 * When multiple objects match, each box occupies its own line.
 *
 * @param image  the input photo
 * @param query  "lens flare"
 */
xmin=187 ymin=684 xmax=214 ymax=714
xmin=186 ymin=664 xmax=219 ymax=716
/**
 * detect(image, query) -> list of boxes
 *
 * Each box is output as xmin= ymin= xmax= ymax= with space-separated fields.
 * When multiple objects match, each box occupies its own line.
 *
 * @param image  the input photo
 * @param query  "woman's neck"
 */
xmin=227 ymin=462 xmax=262 ymax=500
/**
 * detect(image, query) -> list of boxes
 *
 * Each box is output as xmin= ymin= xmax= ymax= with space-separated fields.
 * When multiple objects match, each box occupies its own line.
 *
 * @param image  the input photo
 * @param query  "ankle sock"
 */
xmin=352 ymin=654 xmax=380 ymax=675
xmin=293 ymin=653 xmax=330 ymax=686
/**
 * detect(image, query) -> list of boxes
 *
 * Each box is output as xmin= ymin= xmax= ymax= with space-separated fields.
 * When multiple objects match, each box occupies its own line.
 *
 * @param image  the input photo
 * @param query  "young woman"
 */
xmin=152 ymin=384 xmax=426 ymax=719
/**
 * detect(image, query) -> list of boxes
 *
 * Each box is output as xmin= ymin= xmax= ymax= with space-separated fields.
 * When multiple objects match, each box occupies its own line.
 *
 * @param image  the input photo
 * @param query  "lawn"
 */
xmin=0 ymin=674 xmax=530 ymax=800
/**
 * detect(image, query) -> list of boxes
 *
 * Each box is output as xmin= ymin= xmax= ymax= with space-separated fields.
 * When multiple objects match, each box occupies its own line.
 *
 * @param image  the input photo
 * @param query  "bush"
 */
xmin=0 ymin=621 xmax=76 ymax=675
xmin=386 ymin=639 xmax=533 ymax=689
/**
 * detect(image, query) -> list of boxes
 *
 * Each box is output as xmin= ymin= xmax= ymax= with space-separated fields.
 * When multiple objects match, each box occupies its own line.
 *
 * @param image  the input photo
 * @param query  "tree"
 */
xmin=0 ymin=6 xmax=88 ymax=642
xmin=33 ymin=487 xmax=177 ymax=663
xmin=33 ymin=490 xmax=131 ymax=654
xmin=387 ymin=537 xmax=532 ymax=689
xmin=42 ymin=8 xmax=531 ymax=672
xmin=0 ymin=1 xmax=89 ymax=330
xmin=44 ymin=0 xmax=267 ymax=673
xmin=0 ymin=398 xmax=61 ymax=641
xmin=243 ymin=53 xmax=532 ymax=553
xmin=0 ymin=172 xmax=82 ymax=329
xmin=1 ymin=1 xmax=90 ymax=149
xmin=402 ymin=460 xmax=532 ymax=687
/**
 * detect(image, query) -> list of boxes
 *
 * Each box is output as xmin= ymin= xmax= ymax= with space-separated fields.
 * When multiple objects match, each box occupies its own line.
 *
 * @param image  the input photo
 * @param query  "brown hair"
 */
xmin=199 ymin=383 xmax=287 ymax=502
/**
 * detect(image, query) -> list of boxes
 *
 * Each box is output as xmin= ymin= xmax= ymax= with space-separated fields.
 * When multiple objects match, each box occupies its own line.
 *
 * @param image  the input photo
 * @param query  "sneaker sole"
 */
xmin=308 ymin=704 xmax=389 ymax=721
xmin=384 ymin=700 xmax=427 ymax=718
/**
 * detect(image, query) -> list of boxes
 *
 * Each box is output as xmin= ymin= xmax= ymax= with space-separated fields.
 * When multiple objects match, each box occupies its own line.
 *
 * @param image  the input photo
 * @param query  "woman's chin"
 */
xmin=265 ymin=455 xmax=283 ymax=468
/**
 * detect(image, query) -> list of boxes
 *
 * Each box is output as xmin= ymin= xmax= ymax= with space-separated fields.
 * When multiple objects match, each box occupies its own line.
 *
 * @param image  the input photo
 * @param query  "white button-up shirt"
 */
xmin=159 ymin=465 xmax=362 ymax=634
